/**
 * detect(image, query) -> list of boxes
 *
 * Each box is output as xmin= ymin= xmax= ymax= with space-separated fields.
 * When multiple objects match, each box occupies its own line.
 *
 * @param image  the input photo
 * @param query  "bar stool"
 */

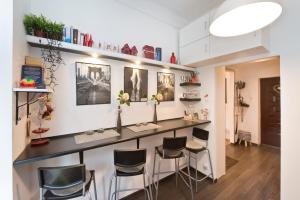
xmin=108 ymin=149 xmax=152 ymax=200
xmin=152 ymin=136 xmax=194 ymax=200
xmin=184 ymin=128 xmax=214 ymax=192
xmin=38 ymin=164 xmax=97 ymax=200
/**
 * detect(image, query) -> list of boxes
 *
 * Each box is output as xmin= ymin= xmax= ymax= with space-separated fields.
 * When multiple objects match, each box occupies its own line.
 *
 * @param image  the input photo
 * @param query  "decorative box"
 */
xmin=143 ymin=45 xmax=155 ymax=59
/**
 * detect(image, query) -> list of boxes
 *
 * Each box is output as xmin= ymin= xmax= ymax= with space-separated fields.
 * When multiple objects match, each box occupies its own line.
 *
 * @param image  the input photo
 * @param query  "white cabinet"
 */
xmin=210 ymin=30 xmax=269 ymax=58
xmin=179 ymin=9 xmax=270 ymax=67
xmin=180 ymin=37 xmax=210 ymax=65
xmin=179 ymin=13 xmax=209 ymax=47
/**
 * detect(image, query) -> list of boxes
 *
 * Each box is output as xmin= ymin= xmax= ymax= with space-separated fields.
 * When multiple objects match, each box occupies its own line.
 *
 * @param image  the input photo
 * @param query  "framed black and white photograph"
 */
xmin=157 ymin=72 xmax=175 ymax=101
xmin=124 ymin=67 xmax=148 ymax=102
xmin=76 ymin=62 xmax=111 ymax=105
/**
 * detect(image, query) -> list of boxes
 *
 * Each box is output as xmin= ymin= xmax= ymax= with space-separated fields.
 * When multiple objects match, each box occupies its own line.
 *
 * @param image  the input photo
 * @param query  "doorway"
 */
xmin=260 ymin=77 xmax=281 ymax=147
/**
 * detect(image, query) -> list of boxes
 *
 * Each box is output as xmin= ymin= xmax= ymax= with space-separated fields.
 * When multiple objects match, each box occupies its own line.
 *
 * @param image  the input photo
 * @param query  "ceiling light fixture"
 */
xmin=210 ymin=0 xmax=282 ymax=37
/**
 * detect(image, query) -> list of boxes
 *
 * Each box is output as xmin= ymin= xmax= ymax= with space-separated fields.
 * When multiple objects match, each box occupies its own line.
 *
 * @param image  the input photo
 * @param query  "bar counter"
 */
xmin=14 ymin=118 xmax=211 ymax=165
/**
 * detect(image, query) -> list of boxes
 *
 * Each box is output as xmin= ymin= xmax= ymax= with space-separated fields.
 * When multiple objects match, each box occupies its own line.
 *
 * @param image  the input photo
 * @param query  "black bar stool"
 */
xmin=38 ymin=164 xmax=97 ymax=200
xmin=152 ymin=136 xmax=194 ymax=200
xmin=184 ymin=128 xmax=214 ymax=192
xmin=108 ymin=149 xmax=152 ymax=200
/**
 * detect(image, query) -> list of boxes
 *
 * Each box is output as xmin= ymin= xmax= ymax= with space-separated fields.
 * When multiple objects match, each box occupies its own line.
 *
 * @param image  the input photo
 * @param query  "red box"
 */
xmin=143 ymin=45 xmax=155 ymax=59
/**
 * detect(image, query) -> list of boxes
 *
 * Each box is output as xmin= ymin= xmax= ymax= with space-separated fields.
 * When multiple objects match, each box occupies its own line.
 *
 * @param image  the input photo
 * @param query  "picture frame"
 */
xmin=157 ymin=72 xmax=175 ymax=102
xmin=21 ymin=65 xmax=44 ymax=88
xmin=124 ymin=67 xmax=148 ymax=102
xmin=75 ymin=62 xmax=111 ymax=105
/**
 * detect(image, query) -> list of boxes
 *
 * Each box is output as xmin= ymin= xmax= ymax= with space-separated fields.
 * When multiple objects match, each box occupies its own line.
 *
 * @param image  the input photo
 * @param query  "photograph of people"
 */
xmin=157 ymin=72 xmax=175 ymax=101
xmin=124 ymin=67 xmax=148 ymax=102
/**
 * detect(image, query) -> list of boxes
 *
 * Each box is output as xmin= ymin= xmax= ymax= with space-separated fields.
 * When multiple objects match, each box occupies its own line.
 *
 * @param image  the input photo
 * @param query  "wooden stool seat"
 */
xmin=238 ymin=130 xmax=252 ymax=147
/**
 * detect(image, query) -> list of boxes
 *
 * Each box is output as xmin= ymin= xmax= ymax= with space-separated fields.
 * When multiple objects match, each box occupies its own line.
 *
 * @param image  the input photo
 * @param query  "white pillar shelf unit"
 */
xmin=26 ymin=35 xmax=195 ymax=72
xmin=13 ymin=88 xmax=52 ymax=125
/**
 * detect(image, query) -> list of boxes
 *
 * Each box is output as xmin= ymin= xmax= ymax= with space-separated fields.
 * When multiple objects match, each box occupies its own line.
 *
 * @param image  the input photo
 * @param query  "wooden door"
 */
xmin=260 ymin=77 xmax=281 ymax=147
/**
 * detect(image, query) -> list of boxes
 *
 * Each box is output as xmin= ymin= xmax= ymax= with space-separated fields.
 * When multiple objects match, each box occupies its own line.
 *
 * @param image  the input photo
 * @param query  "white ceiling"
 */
xmin=116 ymin=0 xmax=225 ymax=28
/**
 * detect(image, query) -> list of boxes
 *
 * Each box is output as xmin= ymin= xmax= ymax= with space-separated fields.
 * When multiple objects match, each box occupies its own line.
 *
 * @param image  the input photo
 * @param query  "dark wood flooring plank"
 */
xmin=123 ymin=144 xmax=280 ymax=200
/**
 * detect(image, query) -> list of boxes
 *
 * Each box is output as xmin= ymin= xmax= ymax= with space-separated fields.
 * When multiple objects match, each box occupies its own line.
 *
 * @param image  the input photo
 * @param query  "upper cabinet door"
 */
xmin=210 ymin=30 xmax=268 ymax=58
xmin=180 ymin=36 xmax=210 ymax=66
xmin=180 ymin=13 xmax=210 ymax=47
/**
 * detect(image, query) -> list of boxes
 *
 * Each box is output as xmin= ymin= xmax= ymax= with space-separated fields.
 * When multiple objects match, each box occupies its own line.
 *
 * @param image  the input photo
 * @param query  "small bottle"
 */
xmin=170 ymin=52 xmax=176 ymax=64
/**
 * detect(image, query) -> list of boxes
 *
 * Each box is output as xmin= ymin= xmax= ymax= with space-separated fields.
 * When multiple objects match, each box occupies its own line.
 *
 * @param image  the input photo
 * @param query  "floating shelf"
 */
xmin=13 ymin=88 xmax=52 ymax=93
xmin=180 ymin=98 xmax=201 ymax=102
xmin=180 ymin=82 xmax=201 ymax=87
xmin=26 ymin=35 xmax=195 ymax=72
xmin=13 ymin=88 xmax=52 ymax=125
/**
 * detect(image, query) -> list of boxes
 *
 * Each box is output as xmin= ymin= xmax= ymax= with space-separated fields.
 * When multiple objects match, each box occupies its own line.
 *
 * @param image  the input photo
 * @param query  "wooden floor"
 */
xmin=124 ymin=144 xmax=280 ymax=200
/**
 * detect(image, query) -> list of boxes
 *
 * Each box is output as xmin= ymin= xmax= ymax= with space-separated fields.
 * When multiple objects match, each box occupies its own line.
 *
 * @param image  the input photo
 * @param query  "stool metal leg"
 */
xmin=114 ymin=176 xmax=118 ymax=200
xmin=152 ymin=151 xmax=157 ymax=189
xmin=143 ymin=173 xmax=152 ymax=200
xmin=187 ymin=152 xmax=194 ymax=200
xmin=175 ymin=158 xmax=178 ymax=187
xmin=207 ymin=149 xmax=214 ymax=182
xmin=147 ymin=174 xmax=153 ymax=200
xmin=93 ymin=174 xmax=98 ymax=200
xmin=108 ymin=174 xmax=114 ymax=200
xmin=155 ymin=158 xmax=161 ymax=200
xmin=195 ymin=155 xmax=198 ymax=193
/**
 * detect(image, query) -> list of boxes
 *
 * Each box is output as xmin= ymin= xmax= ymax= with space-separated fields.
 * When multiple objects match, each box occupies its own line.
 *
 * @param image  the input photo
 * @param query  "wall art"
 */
xmin=76 ymin=62 xmax=111 ymax=105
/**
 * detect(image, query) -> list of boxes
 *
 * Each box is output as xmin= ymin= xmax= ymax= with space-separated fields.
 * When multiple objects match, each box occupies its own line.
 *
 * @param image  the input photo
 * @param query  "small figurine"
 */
xmin=121 ymin=43 xmax=131 ymax=55
xmin=131 ymin=46 xmax=138 ymax=56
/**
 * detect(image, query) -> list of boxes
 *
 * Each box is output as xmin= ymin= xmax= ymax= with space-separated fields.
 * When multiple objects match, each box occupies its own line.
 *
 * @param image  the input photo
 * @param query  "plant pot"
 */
xmin=153 ymin=104 xmax=157 ymax=124
xmin=35 ymin=30 xmax=46 ymax=38
xmin=117 ymin=106 xmax=122 ymax=133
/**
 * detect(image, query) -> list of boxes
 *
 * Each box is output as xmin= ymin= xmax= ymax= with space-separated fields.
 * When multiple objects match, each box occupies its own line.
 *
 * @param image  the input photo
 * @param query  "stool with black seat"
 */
xmin=183 ymin=128 xmax=214 ymax=192
xmin=38 ymin=164 xmax=97 ymax=200
xmin=152 ymin=136 xmax=194 ymax=200
xmin=108 ymin=149 xmax=152 ymax=200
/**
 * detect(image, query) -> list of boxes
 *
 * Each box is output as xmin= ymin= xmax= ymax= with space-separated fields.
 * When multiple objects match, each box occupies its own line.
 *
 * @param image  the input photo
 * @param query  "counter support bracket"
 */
xmin=79 ymin=151 xmax=84 ymax=164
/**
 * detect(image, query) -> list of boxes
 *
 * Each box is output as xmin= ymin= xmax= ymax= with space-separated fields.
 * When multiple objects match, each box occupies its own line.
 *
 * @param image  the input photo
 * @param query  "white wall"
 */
xmin=0 ymin=0 xmax=13 ymax=199
xmin=270 ymin=1 xmax=300 ymax=199
xmin=29 ymin=0 xmax=179 ymax=63
xmin=227 ymin=58 xmax=280 ymax=144
xmin=12 ymin=1 xmax=207 ymax=200
xmin=225 ymin=70 xmax=235 ymax=143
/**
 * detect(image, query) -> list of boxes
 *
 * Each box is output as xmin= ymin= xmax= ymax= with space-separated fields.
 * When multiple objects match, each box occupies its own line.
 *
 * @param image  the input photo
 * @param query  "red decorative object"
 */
xmin=143 ymin=45 xmax=155 ymax=59
xmin=31 ymin=128 xmax=49 ymax=146
xmin=84 ymin=34 xmax=89 ymax=46
xmin=88 ymin=34 xmax=93 ymax=47
xmin=131 ymin=46 xmax=138 ymax=56
xmin=32 ymin=128 xmax=50 ymax=134
xmin=121 ymin=43 xmax=131 ymax=55
xmin=31 ymin=138 xmax=49 ymax=146
xmin=20 ymin=78 xmax=36 ymax=88
xmin=170 ymin=52 xmax=176 ymax=64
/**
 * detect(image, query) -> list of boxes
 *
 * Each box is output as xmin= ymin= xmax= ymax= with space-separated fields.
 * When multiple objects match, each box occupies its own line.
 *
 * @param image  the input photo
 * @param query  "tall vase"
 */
xmin=117 ymin=105 xmax=122 ymax=133
xmin=153 ymin=104 xmax=157 ymax=124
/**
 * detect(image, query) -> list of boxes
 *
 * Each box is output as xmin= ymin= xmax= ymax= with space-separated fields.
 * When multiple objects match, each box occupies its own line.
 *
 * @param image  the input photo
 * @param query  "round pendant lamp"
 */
xmin=210 ymin=0 xmax=282 ymax=37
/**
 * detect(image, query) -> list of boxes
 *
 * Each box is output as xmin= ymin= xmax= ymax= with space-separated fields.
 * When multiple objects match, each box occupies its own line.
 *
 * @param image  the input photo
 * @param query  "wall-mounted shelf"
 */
xmin=26 ymin=35 xmax=195 ymax=72
xmin=13 ymin=88 xmax=52 ymax=125
xmin=180 ymin=82 xmax=201 ymax=87
xmin=180 ymin=98 xmax=201 ymax=102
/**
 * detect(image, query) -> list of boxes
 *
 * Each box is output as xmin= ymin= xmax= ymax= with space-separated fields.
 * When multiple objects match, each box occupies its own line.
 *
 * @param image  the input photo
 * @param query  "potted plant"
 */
xmin=23 ymin=14 xmax=35 ymax=35
xmin=116 ymin=90 xmax=130 ymax=133
xmin=33 ymin=14 xmax=48 ymax=38
xmin=46 ymin=21 xmax=64 ymax=41
xmin=151 ymin=93 xmax=163 ymax=124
